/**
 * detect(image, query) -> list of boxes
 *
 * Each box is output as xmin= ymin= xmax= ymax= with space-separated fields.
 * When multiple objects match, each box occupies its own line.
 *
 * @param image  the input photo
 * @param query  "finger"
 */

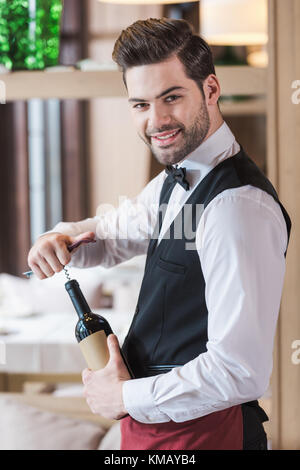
xmin=36 ymin=255 xmax=55 ymax=278
xmin=42 ymin=238 xmax=71 ymax=270
xmin=66 ymin=232 xmax=96 ymax=256
xmin=73 ymin=231 xmax=95 ymax=244
xmin=46 ymin=253 xmax=66 ymax=274
xmin=107 ymin=334 xmax=121 ymax=362
xmin=30 ymin=262 xmax=47 ymax=280
xmin=55 ymin=244 xmax=71 ymax=267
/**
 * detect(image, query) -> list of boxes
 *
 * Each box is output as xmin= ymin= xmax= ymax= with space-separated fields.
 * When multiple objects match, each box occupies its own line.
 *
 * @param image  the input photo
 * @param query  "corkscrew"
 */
xmin=23 ymin=237 xmax=96 ymax=278
xmin=63 ymin=266 xmax=71 ymax=281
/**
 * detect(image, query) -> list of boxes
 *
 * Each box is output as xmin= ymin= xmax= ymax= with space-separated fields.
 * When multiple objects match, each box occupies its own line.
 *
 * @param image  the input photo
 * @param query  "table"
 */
xmin=0 ymin=309 xmax=133 ymax=391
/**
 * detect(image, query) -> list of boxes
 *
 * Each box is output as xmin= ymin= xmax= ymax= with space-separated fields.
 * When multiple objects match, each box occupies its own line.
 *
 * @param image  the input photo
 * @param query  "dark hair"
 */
xmin=112 ymin=18 xmax=216 ymax=94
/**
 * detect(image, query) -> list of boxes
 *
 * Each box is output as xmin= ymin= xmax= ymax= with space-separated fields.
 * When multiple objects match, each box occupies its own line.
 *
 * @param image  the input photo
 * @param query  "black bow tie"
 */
xmin=165 ymin=165 xmax=190 ymax=191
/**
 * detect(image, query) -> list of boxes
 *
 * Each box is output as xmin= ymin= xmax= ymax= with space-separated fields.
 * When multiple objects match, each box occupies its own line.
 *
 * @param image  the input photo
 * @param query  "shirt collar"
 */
xmin=176 ymin=121 xmax=239 ymax=189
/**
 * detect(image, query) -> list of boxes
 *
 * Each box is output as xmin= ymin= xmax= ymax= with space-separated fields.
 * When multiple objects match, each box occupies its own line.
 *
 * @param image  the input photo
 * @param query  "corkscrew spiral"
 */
xmin=63 ymin=266 xmax=71 ymax=281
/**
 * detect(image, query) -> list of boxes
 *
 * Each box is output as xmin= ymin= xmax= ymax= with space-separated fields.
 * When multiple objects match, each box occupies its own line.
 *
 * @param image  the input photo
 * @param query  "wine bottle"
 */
xmin=65 ymin=279 xmax=133 ymax=377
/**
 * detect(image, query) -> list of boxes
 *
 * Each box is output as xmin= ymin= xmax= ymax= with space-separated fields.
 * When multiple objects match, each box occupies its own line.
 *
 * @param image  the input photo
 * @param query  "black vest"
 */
xmin=122 ymin=147 xmax=291 ymax=380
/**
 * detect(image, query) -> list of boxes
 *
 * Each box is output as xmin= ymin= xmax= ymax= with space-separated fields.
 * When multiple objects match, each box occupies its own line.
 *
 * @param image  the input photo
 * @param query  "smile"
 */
xmin=151 ymin=129 xmax=181 ymax=146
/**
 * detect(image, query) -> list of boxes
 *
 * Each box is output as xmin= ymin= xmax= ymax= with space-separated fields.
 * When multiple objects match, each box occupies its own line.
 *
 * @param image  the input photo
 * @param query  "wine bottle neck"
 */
xmin=65 ymin=279 xmax=91 ymax=319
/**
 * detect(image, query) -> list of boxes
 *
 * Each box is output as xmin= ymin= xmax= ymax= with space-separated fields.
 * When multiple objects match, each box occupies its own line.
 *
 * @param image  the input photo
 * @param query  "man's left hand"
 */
xmin=82 ymin=334 xmax=131 ymax=420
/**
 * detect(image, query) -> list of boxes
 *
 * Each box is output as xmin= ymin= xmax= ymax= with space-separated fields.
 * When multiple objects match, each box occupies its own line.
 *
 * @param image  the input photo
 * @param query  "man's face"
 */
xmin=126 ymin=55 xmax=210 ymax=166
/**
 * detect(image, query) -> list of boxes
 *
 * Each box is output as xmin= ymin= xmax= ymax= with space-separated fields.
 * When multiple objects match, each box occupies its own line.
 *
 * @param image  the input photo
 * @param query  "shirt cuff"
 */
xmin=122 ymin=376 xmax=171 ymax=424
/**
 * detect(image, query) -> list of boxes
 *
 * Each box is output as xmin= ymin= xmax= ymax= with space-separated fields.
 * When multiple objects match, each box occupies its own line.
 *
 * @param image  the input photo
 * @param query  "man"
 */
xmin=28 ymin=18 xmax=291 ymax=450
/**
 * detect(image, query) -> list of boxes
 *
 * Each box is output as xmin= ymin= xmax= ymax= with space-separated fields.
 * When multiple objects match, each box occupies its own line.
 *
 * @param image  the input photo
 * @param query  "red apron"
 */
xmin=120 ymin=405 xmax=243 ymax=450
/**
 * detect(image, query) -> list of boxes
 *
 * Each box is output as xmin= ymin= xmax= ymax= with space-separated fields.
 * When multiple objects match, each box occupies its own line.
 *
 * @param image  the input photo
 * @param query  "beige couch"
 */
xmin=0 ymin=392 xmax=121 ymax=450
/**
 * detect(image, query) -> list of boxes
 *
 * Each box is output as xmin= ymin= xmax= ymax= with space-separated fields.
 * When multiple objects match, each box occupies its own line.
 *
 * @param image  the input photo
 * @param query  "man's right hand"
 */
xmin=27 ymin=231 xmax=95 ymax=280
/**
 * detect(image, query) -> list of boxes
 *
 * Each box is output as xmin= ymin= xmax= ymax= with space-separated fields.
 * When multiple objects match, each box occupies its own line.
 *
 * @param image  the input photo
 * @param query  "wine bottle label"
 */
xmin=79 ymin=330 xmax=109 ymax=371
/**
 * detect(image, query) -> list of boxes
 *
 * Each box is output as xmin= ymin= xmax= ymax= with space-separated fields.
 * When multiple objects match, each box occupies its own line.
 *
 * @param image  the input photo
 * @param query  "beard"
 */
xmin=141 ymin=101 xmax=211 ymax=166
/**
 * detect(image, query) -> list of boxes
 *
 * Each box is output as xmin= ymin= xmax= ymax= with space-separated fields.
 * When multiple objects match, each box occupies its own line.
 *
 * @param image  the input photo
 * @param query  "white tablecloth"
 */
xmin=0 ymin=309 xmax=133 ymax=374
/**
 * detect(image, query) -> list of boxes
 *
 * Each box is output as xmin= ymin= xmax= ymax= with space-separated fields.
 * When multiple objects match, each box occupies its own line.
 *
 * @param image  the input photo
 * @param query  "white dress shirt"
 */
xmin=52 ymin=122 xmax=288 ymax=424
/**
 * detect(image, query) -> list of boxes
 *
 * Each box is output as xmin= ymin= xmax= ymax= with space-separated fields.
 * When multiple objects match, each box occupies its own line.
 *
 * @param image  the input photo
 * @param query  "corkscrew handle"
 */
xmin=65 ymin=238 xmax=96 ymax=252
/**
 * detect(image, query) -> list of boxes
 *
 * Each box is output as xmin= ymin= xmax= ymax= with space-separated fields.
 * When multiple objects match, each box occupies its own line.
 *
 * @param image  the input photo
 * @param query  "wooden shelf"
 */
xmin=220 ymin=97 xmax=266 ymax=116
xmin=1 ymin=69 xmax=124 ymax=101
xmin=0 ymin=66 xmax=267 ymax=102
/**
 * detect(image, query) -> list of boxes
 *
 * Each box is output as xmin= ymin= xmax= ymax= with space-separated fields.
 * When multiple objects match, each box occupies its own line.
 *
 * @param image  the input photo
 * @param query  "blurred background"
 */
xmin=0 ymin=0 xmax=299 ymax=451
